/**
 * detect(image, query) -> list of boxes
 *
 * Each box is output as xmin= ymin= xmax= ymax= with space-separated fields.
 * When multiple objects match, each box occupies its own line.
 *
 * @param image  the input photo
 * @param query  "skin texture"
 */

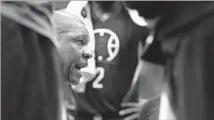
xmin=54 ymin=11 xmax=92 ymax=85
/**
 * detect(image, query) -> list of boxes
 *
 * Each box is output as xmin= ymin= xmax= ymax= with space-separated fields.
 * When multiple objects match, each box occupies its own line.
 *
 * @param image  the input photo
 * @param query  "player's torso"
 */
xmin=74 ymin=8 xmax=146 ymax=114
xmin=92 ymin=9 xmax=140 ymax=97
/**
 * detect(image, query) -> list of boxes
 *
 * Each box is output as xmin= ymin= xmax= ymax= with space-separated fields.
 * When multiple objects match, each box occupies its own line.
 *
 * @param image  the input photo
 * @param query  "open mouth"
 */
xmin=74 ymin=63 xmax=87 ymax=70
xmin=67 ymin=62 xmax=88 ymax=84
xmin=73 ymin=63 xmax=87 ymax=78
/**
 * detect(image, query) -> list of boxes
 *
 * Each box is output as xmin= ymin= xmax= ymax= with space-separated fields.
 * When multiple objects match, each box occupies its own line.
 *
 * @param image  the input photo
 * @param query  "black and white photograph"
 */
xmin=1 ymin=1 xmax=214 ymax=120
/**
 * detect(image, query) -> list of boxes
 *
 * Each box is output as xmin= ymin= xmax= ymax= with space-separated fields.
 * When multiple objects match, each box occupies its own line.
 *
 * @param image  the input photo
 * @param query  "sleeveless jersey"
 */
xmin=73 ymin=7 xmax=149 ymax=115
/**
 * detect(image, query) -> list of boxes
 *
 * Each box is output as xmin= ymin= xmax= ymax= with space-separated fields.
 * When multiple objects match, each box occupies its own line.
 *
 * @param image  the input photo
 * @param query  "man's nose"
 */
xmin=82 ymin=49 xmax=93 ymax=60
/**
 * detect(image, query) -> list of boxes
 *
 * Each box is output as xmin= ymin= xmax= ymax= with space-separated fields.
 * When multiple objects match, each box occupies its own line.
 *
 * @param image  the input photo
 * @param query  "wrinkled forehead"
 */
xmin=54 ymin=11 xmax=89 ymax=36
xmin=53 ymin=11 xmax=89 ymax=46
xmin=54 ymin=11 xmax=87 ymax=32
xmin=64 ymin=22 xmax=88 ymax=35
xmin=60 ymin=24 xmax=89 ymax=45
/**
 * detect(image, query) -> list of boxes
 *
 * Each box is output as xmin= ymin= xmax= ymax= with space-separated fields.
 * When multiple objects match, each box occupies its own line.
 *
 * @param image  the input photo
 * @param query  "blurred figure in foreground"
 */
xmin=1 ymin=1 xmax=63 ymax=120
xmin=124 ymin=1 xmax=214 ymax=120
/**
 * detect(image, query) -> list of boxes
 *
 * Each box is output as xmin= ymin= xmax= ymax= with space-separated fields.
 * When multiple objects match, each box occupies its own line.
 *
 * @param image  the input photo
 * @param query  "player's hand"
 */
xmin=119 ymin=99 xmax=148 ymax=120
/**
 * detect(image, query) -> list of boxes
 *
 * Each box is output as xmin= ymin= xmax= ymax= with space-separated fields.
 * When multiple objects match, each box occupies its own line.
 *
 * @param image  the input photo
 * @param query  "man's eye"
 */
xmin=75 ymin=41 xmax=83 ymax=47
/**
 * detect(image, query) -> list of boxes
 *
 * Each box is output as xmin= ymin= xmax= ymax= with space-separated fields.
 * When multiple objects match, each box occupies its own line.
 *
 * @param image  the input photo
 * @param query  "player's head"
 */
xmin=54 ymin=11 xmax=92 ymax=85
xmin=123 ymin=1 xmax=171 ymax=19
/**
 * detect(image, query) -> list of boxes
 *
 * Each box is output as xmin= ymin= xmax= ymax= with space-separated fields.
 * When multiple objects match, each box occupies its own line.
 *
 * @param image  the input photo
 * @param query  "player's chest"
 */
xmin=93 ymin=19 xmax=138 ymax=62
xmin=93 ymin=16 xmax=138 ymax=47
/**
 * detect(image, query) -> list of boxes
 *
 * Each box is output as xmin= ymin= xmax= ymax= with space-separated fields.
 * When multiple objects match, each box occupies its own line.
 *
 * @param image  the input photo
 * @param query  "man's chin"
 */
xmin=68 ymin=77 xmax=81 ymax=86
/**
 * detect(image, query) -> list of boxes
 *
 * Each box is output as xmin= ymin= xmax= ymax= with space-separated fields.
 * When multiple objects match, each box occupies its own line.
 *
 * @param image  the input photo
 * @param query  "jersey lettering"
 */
xmin=92 ymin=67 xmax=105 ymax=89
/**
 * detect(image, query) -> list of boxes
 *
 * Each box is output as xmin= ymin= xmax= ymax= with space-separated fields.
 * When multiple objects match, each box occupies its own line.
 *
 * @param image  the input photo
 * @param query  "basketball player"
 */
xmin=63 ymin=1 xmax=154 ymax=120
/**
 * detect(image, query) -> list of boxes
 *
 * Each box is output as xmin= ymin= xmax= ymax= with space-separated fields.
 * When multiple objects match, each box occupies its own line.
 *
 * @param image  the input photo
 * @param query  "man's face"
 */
xmin=59 ymin=29 xmax=92 ymax=85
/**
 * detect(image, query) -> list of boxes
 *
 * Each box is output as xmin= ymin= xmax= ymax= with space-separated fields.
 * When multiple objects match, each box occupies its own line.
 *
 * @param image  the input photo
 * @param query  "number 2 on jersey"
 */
xmin=92 ymin=67 xmax=105 ymax=89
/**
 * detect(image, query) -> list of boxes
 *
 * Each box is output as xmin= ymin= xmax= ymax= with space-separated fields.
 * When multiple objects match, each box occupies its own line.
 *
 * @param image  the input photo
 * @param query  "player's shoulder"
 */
xmin=124 ymin=8 xmax=150 ymax=36
xmin=126 ymin=8 xmax=147 ymax=27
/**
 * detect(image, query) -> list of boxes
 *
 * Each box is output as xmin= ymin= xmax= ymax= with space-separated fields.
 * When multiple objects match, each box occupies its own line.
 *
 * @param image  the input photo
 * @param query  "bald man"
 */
xmin=53 ymin=11 xmax=93 ymax=120
xmin=53 ymin=11 xmax=92 ymax=85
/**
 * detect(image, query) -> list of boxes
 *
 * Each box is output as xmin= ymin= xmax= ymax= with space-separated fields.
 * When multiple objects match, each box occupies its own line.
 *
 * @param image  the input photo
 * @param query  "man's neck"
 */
xmin=91 ymin=2 xmax=123 ymax=22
